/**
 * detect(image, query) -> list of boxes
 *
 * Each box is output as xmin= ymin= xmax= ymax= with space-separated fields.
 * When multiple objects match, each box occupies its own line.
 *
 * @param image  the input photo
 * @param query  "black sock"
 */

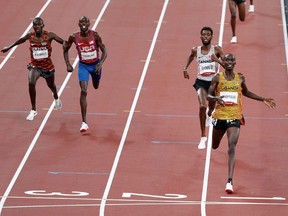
xmin=228 ymin=178 xmax=232 ymax=183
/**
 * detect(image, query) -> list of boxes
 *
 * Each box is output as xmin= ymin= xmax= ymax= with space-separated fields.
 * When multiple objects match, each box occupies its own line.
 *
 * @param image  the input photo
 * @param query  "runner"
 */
xmin=1 ymin=17 xmax=64 ymax=120
xmin=63 ymin=16 xmax=107 ymax=132
xmin=207 ymin=53 xmax=276 ymax=193
xmin=183 ymin=26 xmax=224 ymax=149
xmin=228 ymin=0 xmax=246 ymax=43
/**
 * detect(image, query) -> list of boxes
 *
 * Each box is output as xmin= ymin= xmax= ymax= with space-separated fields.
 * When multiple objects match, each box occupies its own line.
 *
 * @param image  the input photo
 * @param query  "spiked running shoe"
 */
xmin=55 ymin=98 xmax=62 ymax=110
xmin=80 ymin=122 xmax=89 ymax=133
xmin=198 ymin=137 xmax=207 ymax=149
xmin=205 ymin=114 xmax=212 ymax=127
xmin=248 ymin=5 xmax=254 ymax=13
xmin=230 ymin=36 xmax=237 ymax=43
xmin=225 ymin=182 xmax=234 ymax=194
xmin=26 ymin=110 xmax=37 ymax=121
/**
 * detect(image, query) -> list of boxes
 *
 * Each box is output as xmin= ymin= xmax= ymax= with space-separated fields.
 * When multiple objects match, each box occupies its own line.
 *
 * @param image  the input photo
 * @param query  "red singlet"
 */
xmin=29 ymin=31 xmax=54 ymax=72
xmin=75 ymin=30 xmax=99 ymax=64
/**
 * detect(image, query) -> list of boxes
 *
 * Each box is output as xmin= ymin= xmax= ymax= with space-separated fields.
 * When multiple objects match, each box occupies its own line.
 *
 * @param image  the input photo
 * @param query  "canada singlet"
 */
xmin=196 ymin=45 xmax=218 ymax=81
xmin=75 ymin=30 xmax=99 ymax=64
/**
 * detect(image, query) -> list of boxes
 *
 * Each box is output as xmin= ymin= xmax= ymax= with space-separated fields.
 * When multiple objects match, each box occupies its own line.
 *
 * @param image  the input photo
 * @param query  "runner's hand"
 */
xmin=67 ymin=64 xmax=73 ymax=72
xmin=95 ymin=62 xmax=102 ymax=75
xmin=183 ymin=69 xmax=189 ymax=79
xmin=216 ymin=96 xmax=225 ymax=106
xmin=263 ymin=98 xmax=276 ymax=109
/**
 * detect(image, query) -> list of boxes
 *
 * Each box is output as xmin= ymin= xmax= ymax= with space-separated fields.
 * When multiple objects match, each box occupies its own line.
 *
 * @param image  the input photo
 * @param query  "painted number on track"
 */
xmin=122 ymin=192 xmax=187 ymax=199
xmin=25 ymin=190 xmax=89 ymax=197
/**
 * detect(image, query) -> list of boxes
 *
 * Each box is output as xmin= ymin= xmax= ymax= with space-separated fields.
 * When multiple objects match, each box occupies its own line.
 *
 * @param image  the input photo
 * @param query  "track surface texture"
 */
xmin=0 ymin=0 xmax=287 ymax=216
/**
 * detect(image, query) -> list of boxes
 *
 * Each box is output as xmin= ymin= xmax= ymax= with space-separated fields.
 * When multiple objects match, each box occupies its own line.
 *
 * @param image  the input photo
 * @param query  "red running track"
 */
xmin=0 ymin=0 xmax=287 ymax=215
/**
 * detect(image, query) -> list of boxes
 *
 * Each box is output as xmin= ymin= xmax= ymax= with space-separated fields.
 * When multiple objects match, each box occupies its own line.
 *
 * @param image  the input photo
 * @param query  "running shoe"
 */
xmin=55 ymin=98 xmax=62 ymax=110
xmin=248 ymin=5 xmax=254 ymax=13
xmin=26 ymin=110 xmax=37 ymax=121
xmin=198 ymin=137 xmax=207 ymax=149
xmin=225 ymin=182 xmax=234 ymax=194
xmin=80 ymin=122 xmax=89 ymax=133
xmin=230 ymin=36 xmax=237 ymax=43
xmin=205 ymin=112 xmax=212 ymax=127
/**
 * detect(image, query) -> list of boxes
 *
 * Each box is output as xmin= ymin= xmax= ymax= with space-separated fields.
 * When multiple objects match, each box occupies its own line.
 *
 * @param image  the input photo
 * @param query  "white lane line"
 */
xmin=2 ymin=200 xmax=288 ymax=210
xmin=145 ymin=113 xmax=197 ymax=118
xmin=280 ymin=0 xmax=288 ymax=76
xmin=221 ymin=196 xmax=286 ymax=201
xmin=200 ymin=1 xmax=227 ymax=216
xmin=62 ymin=112 xmax=117 ymax=116
xmin=0 ymin=0 xmax=52 ymax=70
xmin=48 ymin=171 xmax=110 ymax=175
xmin=0 ymin=1 xmax=111 ymax=214
xmin=99 ymin=1 xmax=170 ymax=215
xmin=151 ymin=141 xmax=198 ymax=145
xmin=1 ymin=195 xmax=287 ymax=203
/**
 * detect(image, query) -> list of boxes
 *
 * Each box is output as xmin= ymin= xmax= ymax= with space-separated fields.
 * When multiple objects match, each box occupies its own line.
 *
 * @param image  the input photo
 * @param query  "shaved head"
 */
xmin=33 ymin=17 xmax=44 ymax=25
xmin=79 ymin=16 xmax=90 ymax=22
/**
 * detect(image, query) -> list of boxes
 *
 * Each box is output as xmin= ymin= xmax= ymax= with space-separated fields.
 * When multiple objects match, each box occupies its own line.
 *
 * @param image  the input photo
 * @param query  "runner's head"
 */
xmin=224 ymin=53 xmax=236 ymax=70
xmin=78 ymin=16 xmax=90 ymax=33
xmin=200 ymin=26 xmax=213 ymax=46
xmin=32 ymin=17 xmax=44 ymax=35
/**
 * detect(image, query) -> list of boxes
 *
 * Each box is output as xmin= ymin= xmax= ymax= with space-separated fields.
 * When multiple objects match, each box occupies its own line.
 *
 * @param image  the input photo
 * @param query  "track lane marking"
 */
xmin=280 ymin=0 xmax=288 ymax=76
xmin=25 ymin=190 xmax=89 ymax=197
xmin=1 ymin=199 xmax=287 ymax=210
xmin=221 ymin=196 xmax=286 ymax=201
xmin=200 ymin=1 xmax=227 ymax=216
xmin=48 ymin=171 xmax=109 ymax=175
xmin=99 ymin=1 xmax=170 ymax=215
xmin=122 ymin=192 xmax=187 ymax=199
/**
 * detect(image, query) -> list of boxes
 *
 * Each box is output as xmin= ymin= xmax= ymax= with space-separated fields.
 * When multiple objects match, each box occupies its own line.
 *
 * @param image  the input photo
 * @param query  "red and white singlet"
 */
xmin=75 ymin=30 xmax=99 ymax=64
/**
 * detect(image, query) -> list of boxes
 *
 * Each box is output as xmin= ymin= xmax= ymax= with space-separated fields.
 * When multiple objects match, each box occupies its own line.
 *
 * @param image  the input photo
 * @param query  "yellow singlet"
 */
xmin=212 ymin=72 xmax=243 ymax=120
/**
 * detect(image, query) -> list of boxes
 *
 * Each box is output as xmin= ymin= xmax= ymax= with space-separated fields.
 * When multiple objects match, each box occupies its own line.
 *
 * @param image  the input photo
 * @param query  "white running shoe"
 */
xmin=26 ymin=110 xmax=37 ymax=121
xmin=225 ymin=182 xmax=234 ymax=194
xmin=248 ymin=5 xmax=254 ymax=13
xmin=230 ymin=36 xmax=237 ymax=43
xmin=205 ymin=116 xmax=212 ymax=127
xmin=55 ymin=98 xmax=62 ymax=110
xmin=198 ymin=137 xmax=207 ymax=149
xmin=205 ymin=110 xmax=212 ymax=127
xmin=80 ymin=122 xmax=89 ymax=133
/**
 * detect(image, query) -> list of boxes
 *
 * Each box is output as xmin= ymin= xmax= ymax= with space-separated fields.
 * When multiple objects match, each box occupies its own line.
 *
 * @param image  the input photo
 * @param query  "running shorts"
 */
xmin=212 ymin=119 xmax=241 ymax=130
xmin=233 ymin=0 xmax=246 ymax=4
xmin=193 ymin=78 xmax=211 ymax=92
xmin=78 ymin=60 xmax=102 ymax=83
xmin=27 ymin=64 xmax=55 ymax=79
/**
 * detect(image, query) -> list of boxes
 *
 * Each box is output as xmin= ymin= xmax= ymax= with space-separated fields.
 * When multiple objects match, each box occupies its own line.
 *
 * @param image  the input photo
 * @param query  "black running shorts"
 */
xmin=212 ymin=119 xmax=241 ymax=130
xmin=193 ymin=78 xmax=211 ymax=92
xmin=233 ymin=0 xmax=246 ymax=4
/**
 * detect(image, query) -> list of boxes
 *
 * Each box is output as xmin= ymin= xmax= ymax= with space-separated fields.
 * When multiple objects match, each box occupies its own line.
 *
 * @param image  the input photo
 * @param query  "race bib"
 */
xmin=199 ymin=63 xmax=216 ymax=76
xmin=220 ymin=92 xmax=238 ymax=105
xmin=81 ymin=50 xmax=97 ymax=60
xmin=33 ymin=49 xmax=48 ymax=59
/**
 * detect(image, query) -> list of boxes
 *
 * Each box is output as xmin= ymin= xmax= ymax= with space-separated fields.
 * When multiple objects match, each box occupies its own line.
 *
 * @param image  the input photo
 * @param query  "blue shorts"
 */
xmin=78 ymin=61 xmax=102 ymax=83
